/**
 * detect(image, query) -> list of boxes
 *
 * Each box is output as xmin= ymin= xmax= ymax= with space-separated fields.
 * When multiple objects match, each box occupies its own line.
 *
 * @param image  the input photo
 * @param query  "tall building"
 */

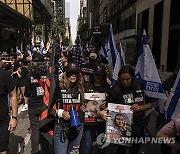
xmin=80 ymin=0 xmax=87 ymax=18
xmin=65 ymin=2 xmax=71 ymax=42
xmin=136 ymin=0 xmax=180 ymax=71
xmin=56 ymin=0 xmax=65 ymax=18
xmin=65 ymin=2 xmax=70 ymax=21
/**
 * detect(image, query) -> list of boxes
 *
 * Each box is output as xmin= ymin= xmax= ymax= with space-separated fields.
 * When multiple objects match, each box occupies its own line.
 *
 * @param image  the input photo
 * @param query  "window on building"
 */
xmin=117 ymin=20 xmax=120 ymax=30
xmin=120 ymin=0 xmax=122 ymax=9
xmin=117 ymin=1 xmax=120 ymax=10
xmin=129 ymin=16 xmax=132 ymax=29
xmin=121 ymin=20 xmax=125 ymax=31
xmin=125 ymin=19 xmax=128 ymax=30
xmin=111 ymin=8 xmax=113 ymax=16
xmin=103 ymin=8 xmax=107 ymax=23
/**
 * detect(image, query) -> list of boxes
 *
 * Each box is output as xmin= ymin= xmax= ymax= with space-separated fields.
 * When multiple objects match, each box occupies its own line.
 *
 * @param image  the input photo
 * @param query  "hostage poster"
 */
xmin=84 ymin=93 xmax=106 ymax=124
xmin=106 ymin=103 xmax=133 ymax=146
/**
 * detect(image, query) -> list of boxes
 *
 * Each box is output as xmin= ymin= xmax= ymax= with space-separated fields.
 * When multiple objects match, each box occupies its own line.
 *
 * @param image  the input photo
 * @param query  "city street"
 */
xmin=1 ymin=0 xmax=180 ymax=154
xmin=8 ymin=66 xmax=176 ymax=154
xmin=8 ymin=104 xmax=177 ymax=154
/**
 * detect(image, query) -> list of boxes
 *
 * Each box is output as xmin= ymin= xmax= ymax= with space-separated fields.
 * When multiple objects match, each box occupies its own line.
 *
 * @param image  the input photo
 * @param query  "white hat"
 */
xmin=16 ymin=50 xmax=21 ymax=54
xmin=89 ymin=52 xmax=97 ymax=60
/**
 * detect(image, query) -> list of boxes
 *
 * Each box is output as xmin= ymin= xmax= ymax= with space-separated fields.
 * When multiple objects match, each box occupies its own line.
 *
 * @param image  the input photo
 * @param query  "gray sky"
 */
xmin=65 ymin=0 xmax=80 ymax=44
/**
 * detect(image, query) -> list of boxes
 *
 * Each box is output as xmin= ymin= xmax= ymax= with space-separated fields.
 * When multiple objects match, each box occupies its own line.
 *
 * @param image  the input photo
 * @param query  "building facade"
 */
xmin=85 ymin=0 xmax=179 ymax=70
xmin=0 ymin=0 xmax=54 ymax=52
xmin=136 ymin=0 xmax=180 ymax=71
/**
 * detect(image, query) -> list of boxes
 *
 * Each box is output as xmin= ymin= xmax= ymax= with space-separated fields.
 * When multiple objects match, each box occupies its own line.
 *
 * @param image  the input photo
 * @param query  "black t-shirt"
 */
xmin=18 ymin=67 xmax=28 ymax=87
xmin=0 ymin=68 xmax=15 ymax=123
xmin=19 ymin=67 xmax=28 ymax=79
xmin=12 ymin=59 xmax=20 ymax=79
xmin=106 ymin=84 xmax=145 ymax=122
xmin=57 ymin=87 xmax=82 ymax=126
xmin=24 ymin=75 xmax=46 ymax=106
xmin=13 ymin=59 xmax=20 ymax=72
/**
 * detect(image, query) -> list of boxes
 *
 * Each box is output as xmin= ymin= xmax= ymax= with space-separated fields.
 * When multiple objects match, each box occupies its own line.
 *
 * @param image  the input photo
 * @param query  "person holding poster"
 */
xmin=83 ymin=64 xmax=110 ymax=154
xmin=53 ymin=62 xmax=85 ymax=154
xmin=104 ymin=66 xmax=153 ymax=154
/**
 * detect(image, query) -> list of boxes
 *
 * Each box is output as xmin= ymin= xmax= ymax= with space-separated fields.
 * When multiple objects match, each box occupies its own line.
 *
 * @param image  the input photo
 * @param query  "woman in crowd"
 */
xmin=12 ymin=51 xmax=22 ymax=102
xmin=24 ymin=59 xmax=48 ymax=154
xmin=83 ymin=63 xmax=110 ymax=154
xmin=101 ymin=66 xmax=153 ymax=154
xmin=54 ymin=62 xmax=85 ymax=154
xmin=17 ymin=58 xmax=29 ymax=111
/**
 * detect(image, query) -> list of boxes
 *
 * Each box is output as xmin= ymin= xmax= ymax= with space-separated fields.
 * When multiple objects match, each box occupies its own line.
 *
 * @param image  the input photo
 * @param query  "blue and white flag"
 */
xmin=86 ymin=38 xmax=94 ymax=53
xmin=107 ymin=24 xmax=117 ymax=72
xmin=165 ymin=69 xmax=180 ymax=120
xmin=16 ymin=46 xmax=21 ymax=54
xmin=111 ymin=43 xmax=125 ymax=86
xmin=135 ymin=30 xmax=167 ymax=110
xmin=26 ymin=46 xmax=32 ymax=57
xmin=99 ymin=43 xmax=108 ymax=58
xmin=40 ymin=37 xmax=45 ymax=52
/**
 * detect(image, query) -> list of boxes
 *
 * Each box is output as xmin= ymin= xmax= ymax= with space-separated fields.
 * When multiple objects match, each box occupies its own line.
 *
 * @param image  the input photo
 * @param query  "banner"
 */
xmin=84 ymin=93 xmax=106 ymax=123
xmin=39 ymin=41 xmax=59 ymax=144
xmin=106 ymin=103 xmax=133 ymax=146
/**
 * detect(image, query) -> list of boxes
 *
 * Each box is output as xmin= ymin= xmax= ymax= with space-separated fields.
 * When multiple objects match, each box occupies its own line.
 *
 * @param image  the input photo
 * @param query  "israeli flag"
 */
xmin=107 ymin=24 xmax=117 ymax=72
xmin=16 ymin=46 xmax=21 ymax=54
xmin=111 ymin=43 xmax=125 ymax=86
xmin=26 ymin=46 xmax=32 ymax=56
xmin=135 ymin=30 xmax=167 ymax=107
xmin=99 ymin=43 xmax=108 ymax=58
xmin=40 ymin=37 xmax=45 ymax=52
xmin=165 ymin=69 xmax=180 ymax=120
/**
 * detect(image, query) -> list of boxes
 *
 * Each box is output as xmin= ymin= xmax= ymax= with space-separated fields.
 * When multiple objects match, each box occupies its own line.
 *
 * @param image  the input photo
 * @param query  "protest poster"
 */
xmin=106 ymin=103 xmax=133 ymax=146
xmin=84 ymin=93 xmax=106 ymax=123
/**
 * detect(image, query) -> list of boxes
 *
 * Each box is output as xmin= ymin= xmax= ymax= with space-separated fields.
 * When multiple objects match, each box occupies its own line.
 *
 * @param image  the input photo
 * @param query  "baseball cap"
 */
xmin=16 ymin=50 xmax=21 ymax=55
xmin=93 ymin=64 xmax=106 ymax=76
xmin=99 ymin=56 xmax=108 ymax=65
xmin=32 ymin=53 xmax=44 ymax=62
xmin=66 ymin=62 xmax=80 ymax=73
xmin=89 ymin=52 xmax=97 ymax=60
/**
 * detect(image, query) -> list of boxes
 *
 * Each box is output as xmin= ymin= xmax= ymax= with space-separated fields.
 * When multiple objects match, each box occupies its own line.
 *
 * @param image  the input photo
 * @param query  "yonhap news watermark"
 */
xmin=96 ymin=133 xmax=176 ymax=148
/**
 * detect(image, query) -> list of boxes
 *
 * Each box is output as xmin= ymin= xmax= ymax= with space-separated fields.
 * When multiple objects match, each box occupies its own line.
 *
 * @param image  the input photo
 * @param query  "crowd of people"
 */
xmin=0 ymin=46 xmax=179 ymax=154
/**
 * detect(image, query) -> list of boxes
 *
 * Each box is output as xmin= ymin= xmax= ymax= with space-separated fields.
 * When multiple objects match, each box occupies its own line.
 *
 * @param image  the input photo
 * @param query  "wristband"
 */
xmin=57 ymin=109 xmax=64 ymax=118
xmin=12 ymin=116 xmax=18 ymax=120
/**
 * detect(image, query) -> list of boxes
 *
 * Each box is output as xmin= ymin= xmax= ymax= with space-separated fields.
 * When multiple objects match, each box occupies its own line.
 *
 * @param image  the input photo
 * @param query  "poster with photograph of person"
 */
xmin=106 ymin=103 xmax=133 ymax=146
xmin=84 ymin=93 xmax=106 ymax=123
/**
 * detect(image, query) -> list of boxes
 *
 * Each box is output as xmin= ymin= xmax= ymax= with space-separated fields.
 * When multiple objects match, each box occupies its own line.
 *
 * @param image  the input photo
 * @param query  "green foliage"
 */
xmin=50 ymin=11 xmax=66 ymax=38
xmin=62 ymin=36 xmax=69 ymax=46
xmin=77 ymin=17 xmax=88 ymax=42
